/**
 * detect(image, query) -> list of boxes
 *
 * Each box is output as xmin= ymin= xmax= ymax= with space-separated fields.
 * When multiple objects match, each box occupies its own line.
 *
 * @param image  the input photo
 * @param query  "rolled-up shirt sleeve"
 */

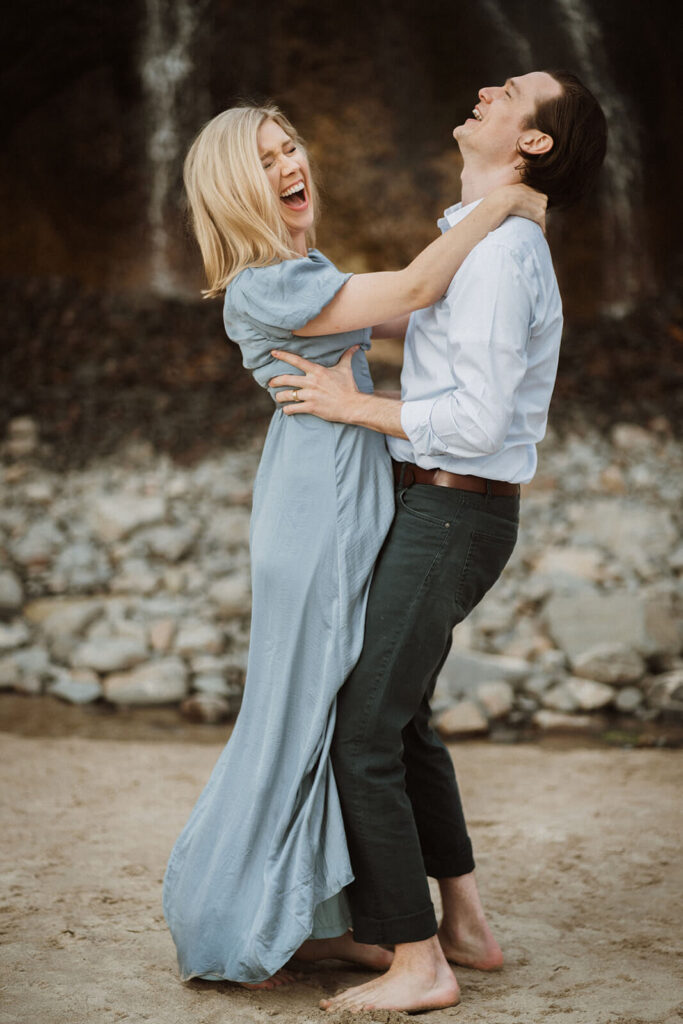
xmin=400 ymin=242 xmax=535 ymax=460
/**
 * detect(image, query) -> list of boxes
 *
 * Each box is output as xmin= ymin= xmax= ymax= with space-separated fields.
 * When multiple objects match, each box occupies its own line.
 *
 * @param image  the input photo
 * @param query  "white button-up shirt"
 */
xmin=387 ymin=200 xmax=563 ymax=484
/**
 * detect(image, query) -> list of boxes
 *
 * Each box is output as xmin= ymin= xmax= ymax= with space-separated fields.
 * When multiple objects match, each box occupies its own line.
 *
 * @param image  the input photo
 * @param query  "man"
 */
xmin=270 ymin=70 xmax=607 ymax=1013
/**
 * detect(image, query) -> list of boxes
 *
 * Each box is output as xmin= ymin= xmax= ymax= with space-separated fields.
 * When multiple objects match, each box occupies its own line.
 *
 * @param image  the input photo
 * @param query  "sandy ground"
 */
xmin=1 ymin=734 xmax=682 ymax=1024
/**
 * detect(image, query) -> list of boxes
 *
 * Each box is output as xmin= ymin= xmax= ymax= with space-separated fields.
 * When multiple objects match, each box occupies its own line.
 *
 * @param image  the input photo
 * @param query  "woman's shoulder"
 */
xmin=224 ymin=252 xmax=350 ymax=334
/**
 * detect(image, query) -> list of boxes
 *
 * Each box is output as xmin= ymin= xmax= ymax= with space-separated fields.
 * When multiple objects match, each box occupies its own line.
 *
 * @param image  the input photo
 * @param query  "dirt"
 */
xmin=1 ymin=731 xmax=681 ymax=1024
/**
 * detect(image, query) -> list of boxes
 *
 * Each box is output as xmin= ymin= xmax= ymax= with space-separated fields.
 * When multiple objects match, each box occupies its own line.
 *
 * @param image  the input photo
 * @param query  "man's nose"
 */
xmin=478 ymin=86 xmax=498 ymax=103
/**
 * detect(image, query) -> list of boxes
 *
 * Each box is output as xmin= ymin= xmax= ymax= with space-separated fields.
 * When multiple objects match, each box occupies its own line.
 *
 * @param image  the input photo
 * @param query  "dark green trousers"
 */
xmin=332 ymin=481 xmax=519 ymax=945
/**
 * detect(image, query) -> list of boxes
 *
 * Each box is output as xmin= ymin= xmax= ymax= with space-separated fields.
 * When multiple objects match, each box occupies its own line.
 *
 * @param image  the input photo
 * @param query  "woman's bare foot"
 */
xmin=319 ymin=935 xmax=460 ymax=1014
xmin=239 ymin=968 xmax=299 ymax=990
xmin=294 ymin=930 xmax=393 ymax=971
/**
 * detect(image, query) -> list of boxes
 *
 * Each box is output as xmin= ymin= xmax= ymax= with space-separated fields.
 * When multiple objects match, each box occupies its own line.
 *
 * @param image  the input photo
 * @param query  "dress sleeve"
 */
xmin=229 ymin=257 xmax=351 ymax=338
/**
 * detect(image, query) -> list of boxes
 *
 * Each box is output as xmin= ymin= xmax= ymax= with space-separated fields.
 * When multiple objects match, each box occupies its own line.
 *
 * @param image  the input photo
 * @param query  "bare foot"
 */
xmin=438 ymin=922 xmax=503 ymax=970
xmin=294 ymin=931 xmax=393 ymax=972
xmin=437 ymin=872 xmax=504 ymax=970
xmin=239 ymin=968 xmax=299 ymax=990
xmin=319 ymin=936 xmax=460 ymax=1013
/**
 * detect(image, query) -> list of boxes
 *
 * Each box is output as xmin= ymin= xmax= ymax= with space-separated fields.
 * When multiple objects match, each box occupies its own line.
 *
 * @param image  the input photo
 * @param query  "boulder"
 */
xmin=571 ymin=643 xmax=646 ymax=686
xmin=50 ymin=541 xmax=112 ymax=592
xmin=103 ymin=657 xmax=188 ymax=705
xmin=532 ymin=710 xmax=602 ymax=732
xmin=438 ymin=650 xmax=532 ymax=699
xmin=435 ymin=700 xmax=489 ymax=737
xmin=174 ymin=622 xmax=224 ymax=657
xmin=473 ymin=680 xmax=515 ymax=719
xmin=0 ymin=620 xmax=31 ymax=652
xmin=48 ymin=669 xmax=103 ymax=704
xmin=209 ymin=575 xmax=252 ymax=618
xmin=149 ymin=618 xmax=176 ymax=653
xmin=614 ymin=687 xmax=644 ymax=713
xmin=141 ymin=524 xmax=197 ymax=562
xmin=545 ymin=591 xmax=682 ymax=660
xmin=203 ymin=508 xmax=251 ymax=551
xmin=179 ymin=693 xmax=231 ymax=724
xmin=0 ymin=569 xmax=24 ymax=614
xmin=541 ymin=682 xmax=579 ymax=713
xmin=563 ymin=676 xmax=615 ymax=711
xmin=36 ymin=599 xmax=104 ymax=661
xmin=71 ymin=636 xmax=148 ymax=673
xmin=531 ymin=546 xmax=604 ymax=588
xmin=91 ymin=493 xmax=166 ymax=542
xmin=9 ymin=521 xmax=64 ymax=567
xmin=643 ymin=670 xmax=683 ymax=714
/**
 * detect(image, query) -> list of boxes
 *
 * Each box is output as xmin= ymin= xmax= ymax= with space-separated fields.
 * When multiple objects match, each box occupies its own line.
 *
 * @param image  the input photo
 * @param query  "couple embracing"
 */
xmin=162 ymin=69 xmax=606 ymax=1014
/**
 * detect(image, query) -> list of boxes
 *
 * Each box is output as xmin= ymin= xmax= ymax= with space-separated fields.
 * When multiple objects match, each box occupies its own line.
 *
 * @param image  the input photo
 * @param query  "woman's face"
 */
xmin=257 ymin=118 xmax=314 ymax=251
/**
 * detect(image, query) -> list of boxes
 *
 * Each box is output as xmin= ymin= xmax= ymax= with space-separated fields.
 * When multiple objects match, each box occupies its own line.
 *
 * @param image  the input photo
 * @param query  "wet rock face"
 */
xmin=0 ymin=412 xmax=681 ymax=739
xmin=1 ymin=0 xmax=680 ymax=315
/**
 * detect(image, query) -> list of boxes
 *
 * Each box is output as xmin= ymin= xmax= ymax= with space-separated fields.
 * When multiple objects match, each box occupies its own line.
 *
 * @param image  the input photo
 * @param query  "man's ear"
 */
xmin=518 ymin=129 xmax=554 ymax=156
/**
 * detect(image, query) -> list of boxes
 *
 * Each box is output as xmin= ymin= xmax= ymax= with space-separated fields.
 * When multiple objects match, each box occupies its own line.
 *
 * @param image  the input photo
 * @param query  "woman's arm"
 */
xmin=294 ymin=183 xmax=546 ymax=337
xmin=371 ymin=314 xmax=411 ymax=340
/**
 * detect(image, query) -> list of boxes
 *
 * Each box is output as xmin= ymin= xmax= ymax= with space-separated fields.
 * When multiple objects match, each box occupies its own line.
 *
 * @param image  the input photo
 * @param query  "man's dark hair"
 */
xmin=518 ymin=70 xmax=607 ymax=210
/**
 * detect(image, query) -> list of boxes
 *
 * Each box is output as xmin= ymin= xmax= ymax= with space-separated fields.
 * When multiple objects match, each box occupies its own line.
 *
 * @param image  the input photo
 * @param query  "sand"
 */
xmin=1 ymin=733 xmax=681 ymax=1024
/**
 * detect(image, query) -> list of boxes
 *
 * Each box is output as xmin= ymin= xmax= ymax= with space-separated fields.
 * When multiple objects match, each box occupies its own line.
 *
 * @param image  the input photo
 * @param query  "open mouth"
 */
xmin=280 ymin=181 xmax=308 ymax=209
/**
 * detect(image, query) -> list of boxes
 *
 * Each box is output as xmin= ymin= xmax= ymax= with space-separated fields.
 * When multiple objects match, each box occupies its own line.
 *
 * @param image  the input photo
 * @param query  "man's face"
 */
xmin=453 ymin=71 xmax=562 ymax=165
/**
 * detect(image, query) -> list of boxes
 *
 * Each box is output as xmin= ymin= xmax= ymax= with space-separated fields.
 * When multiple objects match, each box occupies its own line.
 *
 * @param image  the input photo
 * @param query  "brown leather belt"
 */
xmin=392 ymin=459 xmax=519 ymax=496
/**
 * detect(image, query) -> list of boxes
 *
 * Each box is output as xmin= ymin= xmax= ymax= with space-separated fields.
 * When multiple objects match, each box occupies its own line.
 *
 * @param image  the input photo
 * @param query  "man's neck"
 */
xmin=460 ymin=161 xmax=520 ymax=207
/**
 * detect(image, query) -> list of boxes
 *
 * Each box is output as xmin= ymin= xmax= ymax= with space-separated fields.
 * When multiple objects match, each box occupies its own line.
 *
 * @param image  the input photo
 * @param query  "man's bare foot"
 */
xmin=319 ymin=935 xmax=460 ymax=1014
xmin=239 ymin=968 xmax=299 ymax=990
xmin=437 ymin=922 xmax=503 ymax=970
xmin=294 ymin=931 xmax=393 ymax=971
xmin=437 ymin=872 xmax=503 ymax=970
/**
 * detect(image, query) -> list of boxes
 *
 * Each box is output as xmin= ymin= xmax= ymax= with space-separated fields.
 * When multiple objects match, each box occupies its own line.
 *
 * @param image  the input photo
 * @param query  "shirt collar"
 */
xmin=437 ymin=198 xmax=484 ymax=235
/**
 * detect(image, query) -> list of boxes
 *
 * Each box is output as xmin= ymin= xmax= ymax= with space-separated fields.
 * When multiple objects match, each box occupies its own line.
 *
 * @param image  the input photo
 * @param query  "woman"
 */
xmin=162 ymin=104 xmax=546 ymax=988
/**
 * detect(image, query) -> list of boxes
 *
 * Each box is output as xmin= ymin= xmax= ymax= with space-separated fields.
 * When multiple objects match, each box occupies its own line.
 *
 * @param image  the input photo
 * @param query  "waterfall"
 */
xmin=480 ymin=0 xmax=533 ymax=70
xmin=554 ymin=0 xmax=648 ymax=315
xmin=140 ymin=0 xmax=198 ymax=295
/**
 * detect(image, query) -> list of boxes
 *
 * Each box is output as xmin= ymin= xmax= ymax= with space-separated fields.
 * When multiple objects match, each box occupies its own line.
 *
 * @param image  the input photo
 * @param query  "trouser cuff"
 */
xmin=423 ymin=838 xmax=475 ymax=880
xmin=351 ymin=904 xmax=438 ymax=946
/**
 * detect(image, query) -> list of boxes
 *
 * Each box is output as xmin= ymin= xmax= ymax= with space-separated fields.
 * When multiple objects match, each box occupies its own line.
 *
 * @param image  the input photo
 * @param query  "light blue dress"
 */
xmin=162 ymin=251 xmax=394 ymax=984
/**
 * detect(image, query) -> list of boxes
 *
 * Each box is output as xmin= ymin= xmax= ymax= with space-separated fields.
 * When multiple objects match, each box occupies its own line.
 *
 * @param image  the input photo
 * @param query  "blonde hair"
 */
xmin=183 ymin=104 xmax=319 ymax=298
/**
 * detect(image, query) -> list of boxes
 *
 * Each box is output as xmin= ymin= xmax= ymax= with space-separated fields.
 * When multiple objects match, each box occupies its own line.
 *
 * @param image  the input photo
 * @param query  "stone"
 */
xmin=644 ymin=670 xmax=683 ymax=713
xmin=192 ymin=672 xmax=231 ymax=695
xmin=38 ymin=599 xmax=104 ymax=661
xmin=0 ymin=655 xmax=16 ymax=690
xmin=9 ymin=521 xmax=64 ymax=567
xmin=204 ymin=508 xmax=252 ymax=551
xmin=23 ymin=479 xmax=55 ymax=504
xmin=174 ymin=621 xmax=224 ymax=657
xmin=599 ymin=465 xmax=627 ymax=495
xmin=532 ymin=710 xmax=601 ymax=732
xmin=71 ymin=636 xmax=148 ymax=673
xmin=209 ymin=575 xmax=252 ymax=618
xmin=563 ymin=676 xmax=615 ymax=711
xmin=5 ymin=416 xmax=39 ymax=458
xmin=149 ymin=618 xmax=176 ymax=653
xmin=614 ymin=687 xmax=644 ymax=713
xmin=50 ymin=541 xmax=112 ymax=592
xmin=571 ymin=643 xmax=646 ymax=686
xmin=179 ymin=693 xmax=231 ymax=724
xmin=541 ymin=682 xmax=579 ymax=713
xmin=545 ymin=591 xmax=682 ymax=660
xmin=91 ymin=493 xmax=166 ymax=542
xmin=435 ymin=701 xmax=489 ymax=737
xmin=142 ymin=524 xmax=197 ymax=562
xmin=438 ymin=650 xmax=532 ymax=699
xmin=531 ymin=546 xmax=604 ymax=587
xmin=0 ymin=569 xmax=23 ymax=614
xmin=570 ymin=501 xmax=677 ymax=563
xmin=0 ymin=620 xmax=31 ymax=652
xmin=103 ymin=657 xmax=188 ymax=705
xmin=669 ymin=545 xmax=683 ymax=572
xmin=471 ymin=598 xmax=516 ymax=635
xmin=110 ymin=559 xmax=160 ymax=595
xmin=610 ymin=423 xmax=653 ymax=452
xmin=48 ymin=670 xmax=102 ymax=704
xmin=523 ymin=672 xmax=558 ymax=698
xmin=474 ymin=680 xmax=515 ymax=719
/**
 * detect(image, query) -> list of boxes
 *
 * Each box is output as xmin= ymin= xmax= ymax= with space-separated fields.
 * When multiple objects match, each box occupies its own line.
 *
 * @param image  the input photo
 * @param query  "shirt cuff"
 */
xmin=400 ymin=398 xmax=449 ymax=458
